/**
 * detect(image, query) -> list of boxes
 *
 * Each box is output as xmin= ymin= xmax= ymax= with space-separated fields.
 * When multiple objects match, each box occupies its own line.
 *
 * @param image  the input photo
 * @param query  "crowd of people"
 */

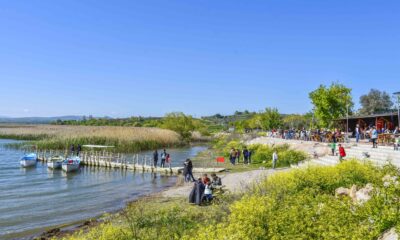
xmin=228 ymin=147 xmax=252 ymax=165
xmin=153 ymin=149 xmax=171 ymax=168
xmin=264 ymin=124 xmax=400 ymax=149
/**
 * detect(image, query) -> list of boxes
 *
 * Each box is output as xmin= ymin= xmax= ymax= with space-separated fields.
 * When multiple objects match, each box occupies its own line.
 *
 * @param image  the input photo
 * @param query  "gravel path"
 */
xmin=162 ymin=168 xmax=290 ymax=198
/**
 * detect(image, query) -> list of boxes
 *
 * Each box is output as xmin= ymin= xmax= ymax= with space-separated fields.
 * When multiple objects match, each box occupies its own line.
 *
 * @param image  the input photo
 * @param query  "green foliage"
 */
xmin=282 ymin=114 xmax=311 ymax=129
xmin=359 ymin=89 xmax=394 ymax=115
xmin=65 ymin=197 xmax=231 ymax=240
xmin=193 ymin=161 xmax=400 ymax=240
xmin=217 ymin=139 xmax=308 ymax=167
xmin=252 ymin=107 xmax=282 ymax=130
xmin=160 ymin=112 xmax=201 ymax=141
xmin=309 ymin=82 xmax=353 ymax=128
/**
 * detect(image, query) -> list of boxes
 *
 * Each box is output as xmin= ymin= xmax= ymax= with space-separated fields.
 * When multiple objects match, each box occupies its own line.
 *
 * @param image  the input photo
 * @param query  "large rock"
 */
xmin=355 ymin=183 xmax=374 ymax=204
xmin=335 ymin=184 xmax=374 ymax=204
xmin=335 ymin=187 xmax=350 ymax=197
xmin=378 ymin=228 xmax=398 ymax=240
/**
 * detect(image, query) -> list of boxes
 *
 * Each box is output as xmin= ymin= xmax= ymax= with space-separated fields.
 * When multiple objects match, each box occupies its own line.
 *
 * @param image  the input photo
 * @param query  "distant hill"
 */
xmin=0 ymin=116 xmax=84 ymax=124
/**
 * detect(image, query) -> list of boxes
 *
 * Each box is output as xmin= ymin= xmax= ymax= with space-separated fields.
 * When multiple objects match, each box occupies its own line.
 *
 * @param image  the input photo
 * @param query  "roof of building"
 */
xmin=337 ymin=112 xmax=398 ymax=120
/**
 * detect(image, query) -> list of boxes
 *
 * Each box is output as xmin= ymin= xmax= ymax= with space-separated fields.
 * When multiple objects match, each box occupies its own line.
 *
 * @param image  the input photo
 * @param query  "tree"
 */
xmin=309 ymin=82 xmax=353 ymax=128
xmin=359 ymin=89 xmax=393 ymax=115
xmin=259 ymin=107 xmax=282 ymax=130
xmin=161 ymin=112 xmax=196 ymax=141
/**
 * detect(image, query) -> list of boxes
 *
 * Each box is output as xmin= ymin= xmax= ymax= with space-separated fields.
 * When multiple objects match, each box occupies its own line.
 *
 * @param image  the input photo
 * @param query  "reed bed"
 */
xmin=0 ymin=125 xmax=182 ymax=152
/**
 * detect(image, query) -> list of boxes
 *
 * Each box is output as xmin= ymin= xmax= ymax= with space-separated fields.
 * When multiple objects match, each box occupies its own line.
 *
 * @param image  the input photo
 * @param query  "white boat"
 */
xmin=62 ymin=157 xmax=81 ymax=172
xmin=20 ymin=153 xmax=37 ymax=167
xmin=48 ymin=156 xmax=64 ymax=169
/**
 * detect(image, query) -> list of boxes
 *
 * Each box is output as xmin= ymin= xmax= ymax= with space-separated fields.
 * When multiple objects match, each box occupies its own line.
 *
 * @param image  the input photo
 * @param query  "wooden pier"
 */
xmin=36 ymin=150 xmax=225 ymax=175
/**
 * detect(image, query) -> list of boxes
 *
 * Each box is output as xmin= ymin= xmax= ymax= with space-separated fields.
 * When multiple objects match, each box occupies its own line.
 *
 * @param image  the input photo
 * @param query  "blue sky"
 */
xmin=0 ymin=0 xmax=399 ymax=117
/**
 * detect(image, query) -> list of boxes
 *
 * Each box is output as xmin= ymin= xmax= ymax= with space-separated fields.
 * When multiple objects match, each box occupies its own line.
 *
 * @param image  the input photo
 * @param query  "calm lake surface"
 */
xmin=0 ymin=139 xmax=206 ymax=239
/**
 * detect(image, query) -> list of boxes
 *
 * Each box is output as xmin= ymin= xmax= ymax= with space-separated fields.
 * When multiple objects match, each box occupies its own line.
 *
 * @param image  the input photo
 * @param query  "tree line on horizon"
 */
xmin=53 ymin=83 xmax=399 ymax=132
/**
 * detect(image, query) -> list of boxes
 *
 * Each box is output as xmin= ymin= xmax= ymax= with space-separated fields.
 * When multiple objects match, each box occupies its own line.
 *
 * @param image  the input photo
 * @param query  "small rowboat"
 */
xmin=48 ymin=156 xmax=64 ymax=169
xmin=20 ymin=153 xmax=37 ymax=167
xmin=62 ymin=157 xmax=81 ymax=172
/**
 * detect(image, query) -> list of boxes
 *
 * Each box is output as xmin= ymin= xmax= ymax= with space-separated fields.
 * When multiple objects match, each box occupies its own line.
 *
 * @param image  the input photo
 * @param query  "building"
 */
xmin=337 ymin=112 xmax=399 ymax=132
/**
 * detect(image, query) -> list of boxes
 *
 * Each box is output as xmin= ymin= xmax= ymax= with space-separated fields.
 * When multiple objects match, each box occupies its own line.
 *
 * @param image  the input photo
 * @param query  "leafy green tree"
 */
xmin=258 ymin=107 xmax=282 ymax=130
xmin=359 ymin=89 xmax=394 ymax=115
xmin=161 ymin=112 xmax=196 ymax=141
xmin=309 ymin=82 xmax=353 ymax=128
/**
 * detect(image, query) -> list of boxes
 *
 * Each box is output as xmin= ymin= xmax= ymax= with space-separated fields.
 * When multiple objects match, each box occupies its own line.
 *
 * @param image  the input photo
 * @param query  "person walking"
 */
xmin=186 ymin=158 xmax=195 ymax=182
xmin=338 ymin=144 xmax=346 ymax=162
xmin=243 ymin=147 xmax=250 ymax=164
xmin=371 ymin=126 xmax=378 ymax=148
xmin=160 ymin=149 xmax=167 ymax=168
xmin=76 ymin=144 xmax=82 ymax=156
xmin=272 ymin=151 xmax=278 ymax=169
xmin=153 ymin=150 xmax=158 ymax=167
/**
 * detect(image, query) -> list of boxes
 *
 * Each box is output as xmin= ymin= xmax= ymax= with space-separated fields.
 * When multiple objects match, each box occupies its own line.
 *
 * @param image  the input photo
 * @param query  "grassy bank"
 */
xmin=61 ymin=160 xmax=400 ymax=240
xmin=0 ymin=125 xmax=183 ymax=152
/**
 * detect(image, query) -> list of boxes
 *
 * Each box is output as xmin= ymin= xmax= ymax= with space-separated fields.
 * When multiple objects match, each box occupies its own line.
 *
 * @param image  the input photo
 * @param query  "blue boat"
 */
xmin=20 ymin=153 xmax=37 ymax=167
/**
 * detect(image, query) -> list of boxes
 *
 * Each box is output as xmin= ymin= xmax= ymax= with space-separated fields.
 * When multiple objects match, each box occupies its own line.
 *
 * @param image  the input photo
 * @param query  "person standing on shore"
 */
xmin=76 ymin=144 xmax=82 ymax=156
xmin=186 ymin=158 xmax=195 ymax=182
xmin=160 ymin=149 xmax=167 ymax=168
xmin=243 ymin=147 xmax=249 ymax=164
xmin=166 ymin=153 xmax=171 ymax=168
xmin=229 ymin=148 xmax=237 ymax=165
xmin=272 ymin=151 xmax=278 ymax=169
xmin=153 ymin=150 xmax=158 ymax=167
xmin=70 ymin=144 xmax=75 ymax=156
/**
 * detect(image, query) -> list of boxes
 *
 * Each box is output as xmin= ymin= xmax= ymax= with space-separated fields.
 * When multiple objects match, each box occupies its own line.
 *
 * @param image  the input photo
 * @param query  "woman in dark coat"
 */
xmin=189 ymin=178 xmax=205 ymax=205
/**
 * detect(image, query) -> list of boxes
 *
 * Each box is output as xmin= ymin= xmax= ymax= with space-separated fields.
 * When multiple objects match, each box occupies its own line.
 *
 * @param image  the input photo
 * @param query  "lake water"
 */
xmin=0 ymin=139 xmax=206 ymax=239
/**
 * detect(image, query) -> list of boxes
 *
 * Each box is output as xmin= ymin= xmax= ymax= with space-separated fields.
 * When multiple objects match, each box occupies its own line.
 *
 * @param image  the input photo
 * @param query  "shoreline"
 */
xmin=27 ymin=181 xmax=179 ymax=240
xmin=34 ymin=167 xmax=287 ymax=239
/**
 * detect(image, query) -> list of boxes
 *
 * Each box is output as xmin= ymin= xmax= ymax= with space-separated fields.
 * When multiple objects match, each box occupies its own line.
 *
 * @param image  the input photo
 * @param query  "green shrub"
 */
xmin=192 ymin=161 xmax=400 ymax=240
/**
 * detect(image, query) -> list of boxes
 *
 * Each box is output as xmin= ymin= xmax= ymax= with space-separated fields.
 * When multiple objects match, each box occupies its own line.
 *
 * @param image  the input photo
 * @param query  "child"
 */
xmin=166 ymin=153 xmax=171 ymax=168
xmin=338 ymin=144 xmax=346 ymax=162
xmin=330 ymin=141 xmax=336 ymax=156
xmin=203 ymin=183 xmax=213 ymax=202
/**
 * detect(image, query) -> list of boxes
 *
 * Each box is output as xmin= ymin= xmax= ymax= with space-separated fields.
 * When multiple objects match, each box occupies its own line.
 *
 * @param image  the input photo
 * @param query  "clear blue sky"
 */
xmin=0 ymin=0 xmax=399 ymax=117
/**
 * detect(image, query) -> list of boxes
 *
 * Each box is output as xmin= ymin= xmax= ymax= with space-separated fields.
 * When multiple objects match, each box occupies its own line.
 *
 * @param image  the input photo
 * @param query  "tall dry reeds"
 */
xmin=0 ymin=125 xmax=182 ymax=152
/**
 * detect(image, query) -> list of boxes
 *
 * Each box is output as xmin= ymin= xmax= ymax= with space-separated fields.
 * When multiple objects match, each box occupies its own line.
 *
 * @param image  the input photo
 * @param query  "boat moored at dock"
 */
xmin=62 ymin=157 xmax=81 ymax=172
xmin=47 ymin=156 xmax=64 ymax=169
xmin=20 ymin=153 xmax=37 ymax=167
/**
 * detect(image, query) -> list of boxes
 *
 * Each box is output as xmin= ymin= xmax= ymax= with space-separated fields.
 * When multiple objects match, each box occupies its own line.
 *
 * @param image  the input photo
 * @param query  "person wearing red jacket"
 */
xmin=338 ymin=144 xmax=346 ymax=162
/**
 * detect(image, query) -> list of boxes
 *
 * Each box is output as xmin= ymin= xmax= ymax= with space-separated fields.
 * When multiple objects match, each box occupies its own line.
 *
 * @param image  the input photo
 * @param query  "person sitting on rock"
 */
xmin=203 ymin=183 xmax=213 ymax=202
xmin=210 ymin=173 xmax=222 ymax=188
xmin=202 ymin=174 xmax=211 ymax=185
